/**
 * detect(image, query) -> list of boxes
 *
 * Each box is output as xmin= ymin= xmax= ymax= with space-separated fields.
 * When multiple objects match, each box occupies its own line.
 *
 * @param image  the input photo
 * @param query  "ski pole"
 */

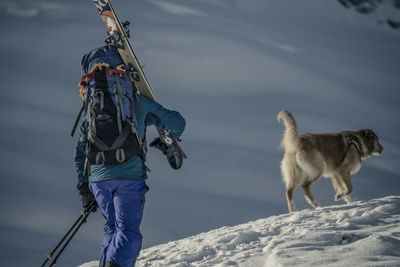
xmin=40 ymin=202 xmax=95 ymax=267
xmin=48 ymin=203 xmax=96 ymax=267
xmin=41 ymin=214 xmax=85 ymax=267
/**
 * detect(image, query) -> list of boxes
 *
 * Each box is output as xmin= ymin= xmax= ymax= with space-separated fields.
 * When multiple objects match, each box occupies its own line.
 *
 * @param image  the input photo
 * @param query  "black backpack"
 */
xmin=71 ymin=46 xmax=145 ymax=168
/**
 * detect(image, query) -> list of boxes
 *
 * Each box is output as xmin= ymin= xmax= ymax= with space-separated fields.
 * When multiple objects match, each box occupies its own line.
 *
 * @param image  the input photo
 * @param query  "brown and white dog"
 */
xmin=277 ymin=110 xmax=383 ymax=212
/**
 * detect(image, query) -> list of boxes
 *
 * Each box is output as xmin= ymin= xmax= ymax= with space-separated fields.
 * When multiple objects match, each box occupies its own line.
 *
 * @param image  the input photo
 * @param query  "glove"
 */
xmin=150 ymin=137 xmax=183 ymax=170
xmin=77 ymin=182 xmax=97 ymax=212
xmin=167 ymin=147 xmax=183 ymax=170
xmin=149 ymin=137 xmax=168 ymax=155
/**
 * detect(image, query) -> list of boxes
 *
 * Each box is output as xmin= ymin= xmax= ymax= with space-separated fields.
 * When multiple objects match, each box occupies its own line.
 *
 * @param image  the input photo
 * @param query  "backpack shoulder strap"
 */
xmin=70 ymin=102 xmax=85 ymax=137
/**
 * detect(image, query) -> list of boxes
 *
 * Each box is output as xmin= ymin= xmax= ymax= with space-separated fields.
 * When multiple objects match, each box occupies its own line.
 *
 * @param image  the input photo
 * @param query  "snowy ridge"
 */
xmin=80 ymin=196 xmax=400 ymax=267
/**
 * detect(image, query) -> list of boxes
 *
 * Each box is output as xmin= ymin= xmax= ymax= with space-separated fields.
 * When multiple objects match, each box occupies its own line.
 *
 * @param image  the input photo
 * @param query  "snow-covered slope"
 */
xmin=80 ymin=196 xmax=400 ymax=267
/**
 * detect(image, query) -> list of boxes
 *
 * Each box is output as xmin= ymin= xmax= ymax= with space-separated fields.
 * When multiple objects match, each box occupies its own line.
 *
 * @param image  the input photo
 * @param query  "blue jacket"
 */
xmin=74 ymin=95 xmax=185 ymax=183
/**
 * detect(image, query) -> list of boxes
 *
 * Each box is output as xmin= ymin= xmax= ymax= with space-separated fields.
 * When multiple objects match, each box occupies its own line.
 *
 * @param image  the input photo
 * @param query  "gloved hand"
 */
xmin=77 ymin=182 xmax=97 ymax=212
xmin=150 ymin=137 xmax=183 ymax=170
xmin=167 ymin=147 xmax=183 ymax=170
xmin=149 ymin=137 xmax=168 ymax=155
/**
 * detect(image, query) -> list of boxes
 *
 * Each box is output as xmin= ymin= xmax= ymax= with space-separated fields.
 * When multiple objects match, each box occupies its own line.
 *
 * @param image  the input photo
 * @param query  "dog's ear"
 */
xmin=362 ymin=129 xmax=377 ymax=140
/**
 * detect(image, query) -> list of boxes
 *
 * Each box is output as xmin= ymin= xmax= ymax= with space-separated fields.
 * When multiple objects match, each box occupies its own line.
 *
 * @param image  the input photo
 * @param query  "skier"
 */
xmin=74 ymin=45 xmax=185 ymax=267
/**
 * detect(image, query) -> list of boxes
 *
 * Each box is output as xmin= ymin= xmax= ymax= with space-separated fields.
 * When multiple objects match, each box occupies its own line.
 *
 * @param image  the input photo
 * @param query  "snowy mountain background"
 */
xmin=0 ymin=0 xmax=399 ymax=266
xmin=80 ymin=196 xmax=400 ymax=267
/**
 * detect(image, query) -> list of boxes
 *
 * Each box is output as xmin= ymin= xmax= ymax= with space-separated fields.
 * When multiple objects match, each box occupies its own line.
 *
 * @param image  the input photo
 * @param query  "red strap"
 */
xmin=106 ymin=68 xmax=126 ymax=77
xmin=80 ymin=65 xmax=126 ymax=85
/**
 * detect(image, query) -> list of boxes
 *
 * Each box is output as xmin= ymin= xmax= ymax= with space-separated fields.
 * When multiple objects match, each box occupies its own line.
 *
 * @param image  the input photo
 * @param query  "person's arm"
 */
xmin=74 ymin=122 xmax=88 ymax=184
xmin=73 ymin=122 xmax=97 ymax=211
xmin=140 ymin=95 xmax=186 ymax=138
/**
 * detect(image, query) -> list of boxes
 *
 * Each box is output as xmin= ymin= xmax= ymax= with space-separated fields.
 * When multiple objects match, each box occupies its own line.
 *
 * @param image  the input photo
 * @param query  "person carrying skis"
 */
xmin=74 ymin=45 xmax=185 ymax=267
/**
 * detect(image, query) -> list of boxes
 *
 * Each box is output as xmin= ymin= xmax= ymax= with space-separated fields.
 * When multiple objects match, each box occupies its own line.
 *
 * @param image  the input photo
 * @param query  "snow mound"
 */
xmin=79 ymin=196 xmax=400 ymax=267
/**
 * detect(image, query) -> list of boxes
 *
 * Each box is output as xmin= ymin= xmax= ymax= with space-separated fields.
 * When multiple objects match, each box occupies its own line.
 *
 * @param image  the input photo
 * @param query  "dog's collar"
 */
xmin=341 ymin=135 xmax=364 ymax=163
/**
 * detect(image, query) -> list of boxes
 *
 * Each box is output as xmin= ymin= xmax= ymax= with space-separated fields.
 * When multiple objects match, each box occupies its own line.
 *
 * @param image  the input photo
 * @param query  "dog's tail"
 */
xmin=277 ymin=110 xmax=299 ymax=152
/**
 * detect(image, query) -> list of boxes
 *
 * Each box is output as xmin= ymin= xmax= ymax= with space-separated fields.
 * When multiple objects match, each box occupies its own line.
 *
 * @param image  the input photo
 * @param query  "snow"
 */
xmin=1 ymin=0 xmax=399 ymax=266
xmin=79 ymin=195 xmax=400 ymax=267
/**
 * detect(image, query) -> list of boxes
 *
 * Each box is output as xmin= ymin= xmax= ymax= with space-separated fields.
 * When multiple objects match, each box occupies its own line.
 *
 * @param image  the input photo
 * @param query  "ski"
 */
xmin=93 ymin=0 xmax=187 ymax=169
xmin=93 ymin=0 xmax=155 ymax=100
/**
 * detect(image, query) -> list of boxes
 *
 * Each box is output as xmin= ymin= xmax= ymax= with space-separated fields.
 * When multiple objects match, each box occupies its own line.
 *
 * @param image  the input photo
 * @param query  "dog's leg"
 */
xmin=302 ymin=181 xmax=320 ymax=208
xmin=334 ymin=174 xmax=353 ymax=201
xmin=286 ymin=187 xmax=297 ymax=212
xmin=341 ymin=174 xmax=353 ymax=201
xmin=338 ymin=174 xmax=353 ymax=196
xmin=331 ymin=175 xmax=342 ymax=201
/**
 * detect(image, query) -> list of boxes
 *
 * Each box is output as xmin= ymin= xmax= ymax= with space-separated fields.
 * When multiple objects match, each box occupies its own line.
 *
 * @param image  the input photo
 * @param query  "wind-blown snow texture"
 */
xmin=80 ymin=196 xmax=400 ymax=267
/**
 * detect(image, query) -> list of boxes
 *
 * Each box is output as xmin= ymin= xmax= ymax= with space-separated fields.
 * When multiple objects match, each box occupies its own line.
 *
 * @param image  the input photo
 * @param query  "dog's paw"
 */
xmin=343 ymin=195 xmax=354 ymax=204
xmin=335 ymin=193 xmax=343 ymax=201
xmin=288 ymin=205 xmax=297 ymax=213
xmin=313 ymin=201 xmax=320 ymax=207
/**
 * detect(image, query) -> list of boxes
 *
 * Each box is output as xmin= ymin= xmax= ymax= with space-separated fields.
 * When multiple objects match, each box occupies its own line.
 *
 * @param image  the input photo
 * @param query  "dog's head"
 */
xmin=359 ymin=129 xmax=384 ymax=157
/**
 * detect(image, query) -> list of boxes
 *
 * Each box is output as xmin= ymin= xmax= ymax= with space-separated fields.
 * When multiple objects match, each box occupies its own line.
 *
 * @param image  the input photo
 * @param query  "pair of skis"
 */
xmin=93 ymin=0 xmax=186 ymax=169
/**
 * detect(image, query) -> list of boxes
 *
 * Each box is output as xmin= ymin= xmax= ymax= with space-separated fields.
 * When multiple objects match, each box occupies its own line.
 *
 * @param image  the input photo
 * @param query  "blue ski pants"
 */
xmin=90 ymin=179 xmax=148 ymax=267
